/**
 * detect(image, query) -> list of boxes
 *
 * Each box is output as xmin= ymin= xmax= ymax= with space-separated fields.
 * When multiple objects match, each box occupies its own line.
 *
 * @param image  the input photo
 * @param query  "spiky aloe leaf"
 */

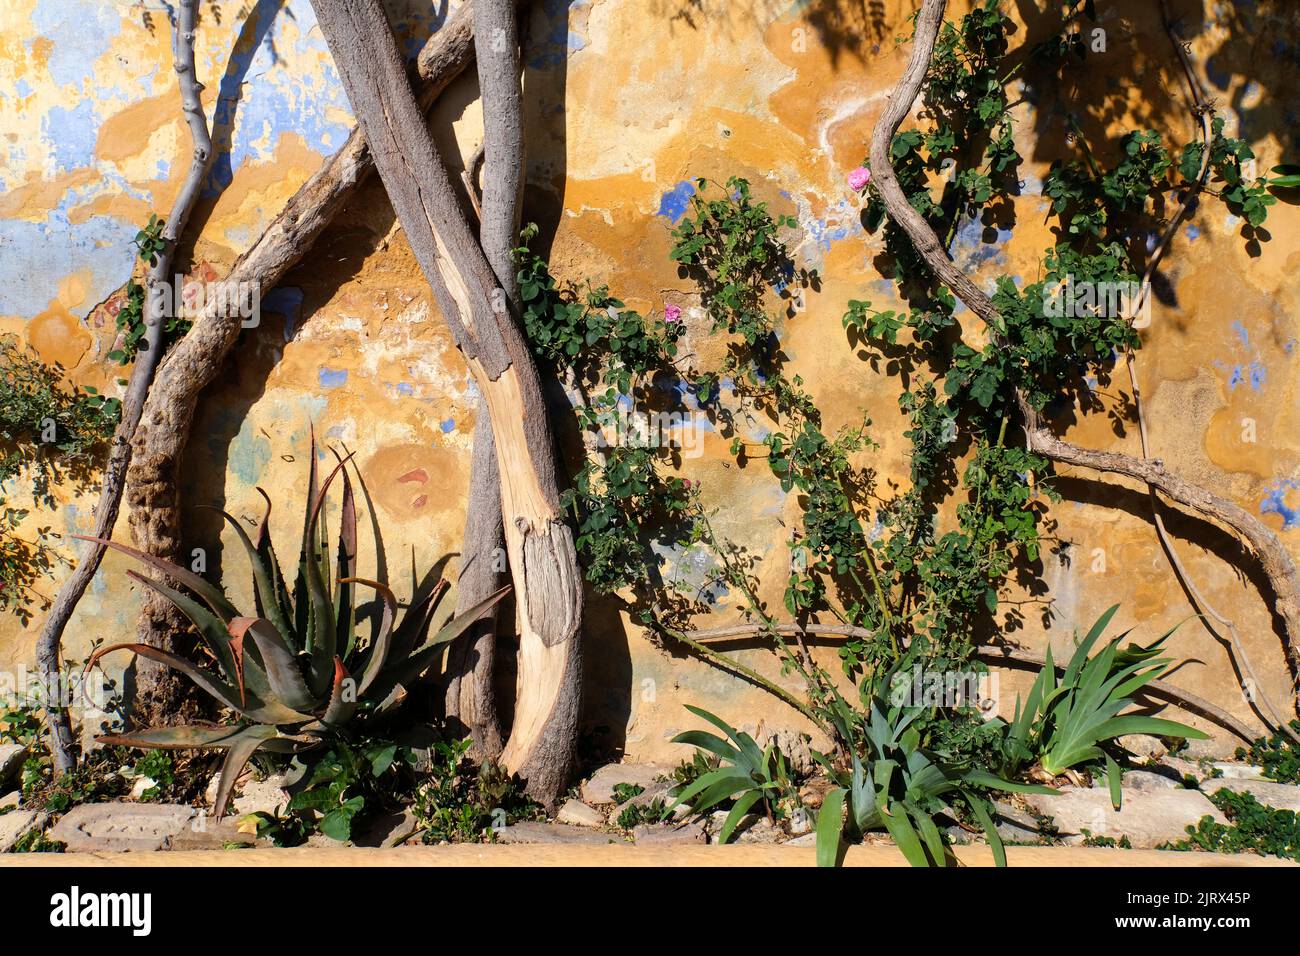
xmin=124 ymin=569 xmax=238 ymax=683
xmin=389 ymin=577 xmax=448 ymax=663
xmin=74 ymin=535 xmax=239 ymax=621
xmin=85 ymin=643 xmax=311 ymax=726
xmin=321 ymin=657 xmax=358 ymax=728
xmin=207 ymin=507 xmax=296 ymax=654
xmin=252 ymin=489 xmax=296 ymax=647
xmin=96 ymin=725 xmax=257 ymax=749
xmin=423 ymin=585 xmax=512 ymax=650
xmin=332 ymin=449 xmax=358 ymax=658
xmin=213 ymin=724 xmax=282 ymax=820
xmin=341 ymin=577 xmax=396 ymax=695
xmin=304 ymin=452 xmax=355 ymax=697
xmin=228 ymin=617 xmax=319 ymax=713
xmin=293 ymin=431 xmax=320 ymax=652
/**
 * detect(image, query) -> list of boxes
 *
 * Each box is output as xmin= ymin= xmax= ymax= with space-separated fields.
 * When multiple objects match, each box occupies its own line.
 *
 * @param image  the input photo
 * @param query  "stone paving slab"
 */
xmin=47 ymin=803 xmax=199 ymax=852
xmin=1025 ymin=787 xmax=1225 ymax=848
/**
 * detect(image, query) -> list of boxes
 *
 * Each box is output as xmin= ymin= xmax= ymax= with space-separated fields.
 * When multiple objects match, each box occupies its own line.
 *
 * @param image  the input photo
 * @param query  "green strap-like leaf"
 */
xmin=718 ymin=789 xmax=764 ymax=844
xmin=966 ymin=796 xmax=1006 ymax=868
xmin=816 ymin=788 xmax=847 ymax=868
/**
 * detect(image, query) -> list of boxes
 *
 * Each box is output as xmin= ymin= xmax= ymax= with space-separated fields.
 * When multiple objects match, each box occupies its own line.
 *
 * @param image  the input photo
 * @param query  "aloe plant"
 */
xmin=813 ymin=688 xmax=1048 ymax=868
xmin=80 ymin=438 xmax=508 ymax=818
xmin=1000 ymin=604 xmax=1208 ymax=806
xmin=667 ymin=705 xmax=797 ymax=843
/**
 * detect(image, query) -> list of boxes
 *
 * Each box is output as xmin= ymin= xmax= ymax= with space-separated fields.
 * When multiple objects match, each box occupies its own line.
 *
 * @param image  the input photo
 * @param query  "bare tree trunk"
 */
xmin=444 ymin=0 xmax=528 ymax=761
xmin=35 ymin=0 xmax=213 ymax=769
xmin=121 ymin=4 xmax=490 ymax=724
xmin=313 ymin=0 xmax=582 ymax=805
xmin=444 ymin=412 xmax=506 ymax=757
xmin=871 ymin=0 xmax=1300 ymax=698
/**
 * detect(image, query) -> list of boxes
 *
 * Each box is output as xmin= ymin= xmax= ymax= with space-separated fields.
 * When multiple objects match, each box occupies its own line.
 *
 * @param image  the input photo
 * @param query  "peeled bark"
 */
xmin=121 ymin=4 xmax=488 ymax=721
xmin=36 ymin=0 xmax=213 ymax=768
xmin=444 ymin=0 xmax=527 ymax=761
xmin=443 ymin=411 xmax=506 ymax=757
xmin=871 ymin=0 xmax=1300 ymax=696
xmin=313 ymin=0 xmax=582 ymax=804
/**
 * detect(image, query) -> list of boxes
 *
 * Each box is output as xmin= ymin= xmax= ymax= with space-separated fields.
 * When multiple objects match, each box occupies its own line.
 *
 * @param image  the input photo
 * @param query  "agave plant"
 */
xmin=814 ymin=679 xmax=1049 ymax=868
xmin=998 ymin=604 xmax=1208 ymax=806
xmin=666 ymin=705 xmax=797 ymax=844
xmin=79 ymin=438 xmax=508 ymax=819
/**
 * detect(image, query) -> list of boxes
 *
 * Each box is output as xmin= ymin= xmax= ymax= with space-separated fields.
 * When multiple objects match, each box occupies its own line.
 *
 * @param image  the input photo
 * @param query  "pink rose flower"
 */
xmin=848 ymin=166 xmax=871 ymax=191
xmin=664 ymin=304 xmax=682 ymax=324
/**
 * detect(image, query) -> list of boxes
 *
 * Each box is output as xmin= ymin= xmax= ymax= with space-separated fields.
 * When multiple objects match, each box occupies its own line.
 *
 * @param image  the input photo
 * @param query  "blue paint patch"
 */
xmin=228 ymin=423 xmax=272 ymax=485
xmin=1185 ymin=224 xmax=1201 ymax=241
xmin=318 ymin=368 xmax=349 ymax=389
xmin=42 ymin=100 xmax=100 ymax=172
xmin=32 ymin=0 xmax=121 ymax=89
xmin=0 ymin=213 xmax=137 ymax=319
xmin=1227 ymin=361 xmax=1266 ymax=391
xmin=15 ymin=78 xmax=32 ymax=97
xmin=390 ymin=382 xmax=415 ymax=397
xmin=440 ymin=417 xmax=456 ymax=433
xmin=657 ymin=181 xmax=696 ymax=222
xmin=1261 ymin=479 xmax=1300 ymax=529
xmin=204 ymin=0 xmax=354 ymax=196
xmin=1232 ymin=320 xmax=1250 ymax=347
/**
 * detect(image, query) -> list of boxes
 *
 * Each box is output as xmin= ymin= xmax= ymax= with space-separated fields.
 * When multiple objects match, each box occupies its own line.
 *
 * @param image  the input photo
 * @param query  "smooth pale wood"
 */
xmin=869 ymin=0 xmax=1300 ymax=697
xmin=312 ymin=0 xmax=582 ymax=804
xmin=443 ymin=0 xmax=528 ymax=759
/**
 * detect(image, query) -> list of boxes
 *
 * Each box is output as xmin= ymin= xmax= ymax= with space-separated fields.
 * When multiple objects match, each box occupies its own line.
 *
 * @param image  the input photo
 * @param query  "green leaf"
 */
xmin=815 ymin=788 xmax=846 ymax=868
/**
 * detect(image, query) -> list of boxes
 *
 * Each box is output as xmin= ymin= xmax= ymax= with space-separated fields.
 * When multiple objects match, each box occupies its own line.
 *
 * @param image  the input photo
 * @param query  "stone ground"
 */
xmin=2 ymin=751 xmax=1298 ymax=861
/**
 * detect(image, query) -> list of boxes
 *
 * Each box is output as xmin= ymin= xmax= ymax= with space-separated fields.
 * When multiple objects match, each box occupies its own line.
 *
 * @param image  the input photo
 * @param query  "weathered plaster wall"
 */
xmin=2 ymin=0 xmax=1298 ymax=763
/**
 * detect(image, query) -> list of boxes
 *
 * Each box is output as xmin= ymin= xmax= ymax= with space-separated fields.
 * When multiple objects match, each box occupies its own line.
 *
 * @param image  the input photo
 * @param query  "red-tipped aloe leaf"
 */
xmin=228 ymin=617 xmax=319 ymax=713
xmin=321 ymin=657 xmax=358 ymax=728
xmin=206 ymin=507 xmax=297 ymax=655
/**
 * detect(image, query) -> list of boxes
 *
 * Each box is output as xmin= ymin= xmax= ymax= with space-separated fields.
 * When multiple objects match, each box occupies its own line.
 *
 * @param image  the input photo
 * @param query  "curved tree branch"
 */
xmin=36 ymin=0 xmax=213 ymax=772
xmin=869 ymin=0 xmax=1300 ymax=717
